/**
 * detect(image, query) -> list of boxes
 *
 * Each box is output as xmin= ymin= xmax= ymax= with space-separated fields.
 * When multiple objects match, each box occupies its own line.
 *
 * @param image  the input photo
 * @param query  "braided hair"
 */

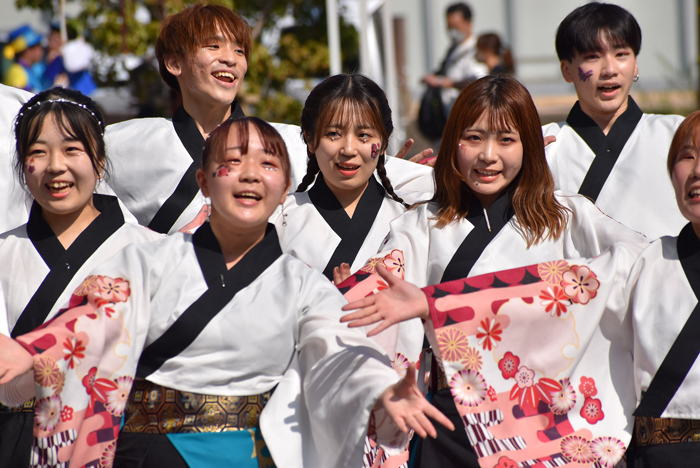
xmin=296 ymin=74 xmax=405 ymax=205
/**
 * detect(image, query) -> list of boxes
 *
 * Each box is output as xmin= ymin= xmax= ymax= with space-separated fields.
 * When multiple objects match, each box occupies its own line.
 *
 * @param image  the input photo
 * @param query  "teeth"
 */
xmin=47 ymin=182 xmax=71 ymax=190
xmin=337 ymin=163 xmax=359 ymax=170
xmin=236 ymin=192 xmax=261 ymax=200
xmin=476 ymin=169 xmax=499 ymax=176
xmin=690 ymin=189 xmax=700 ymax=197
xmin=213 ymin=71 xmax=235 ymax=81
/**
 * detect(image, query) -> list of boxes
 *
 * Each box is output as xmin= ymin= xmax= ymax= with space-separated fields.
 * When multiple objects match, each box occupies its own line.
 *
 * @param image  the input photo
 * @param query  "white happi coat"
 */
xmin=105 ymin=105 xmax=433 ymax=234
xmin=275 ymin=174 xmax=432 ymax=279
xmin=0 ymin=223 xmax=406 ymax=468
xmin=621 ymin=226 xmax=700 ymax=418
xmin=0 ymin=194 xmax=162 ymax=335
xmin=0 ymin=84 xmax=33 ymax=234
xmin=382 ymin=192 xmax=647 ymax=287
xmin=543 ymin=98 xmax=685 ymax=240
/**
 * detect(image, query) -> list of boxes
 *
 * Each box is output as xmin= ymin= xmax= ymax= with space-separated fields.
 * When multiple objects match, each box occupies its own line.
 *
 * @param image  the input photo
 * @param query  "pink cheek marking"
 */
xmin=371 ymin=143 xmax=378 ymax=161
xmin=212 ymin=164 xmax=230 ymax=178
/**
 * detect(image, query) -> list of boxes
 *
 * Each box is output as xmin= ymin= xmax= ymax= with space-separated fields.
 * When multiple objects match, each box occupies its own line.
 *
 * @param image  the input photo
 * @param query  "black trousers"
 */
xmin=114 ymin=433 xmax=188 ymax=468
xmin=0 ymin=412 xmax=33 ymax=468
xmin=412 ymin=389 xmax=480 ymax=468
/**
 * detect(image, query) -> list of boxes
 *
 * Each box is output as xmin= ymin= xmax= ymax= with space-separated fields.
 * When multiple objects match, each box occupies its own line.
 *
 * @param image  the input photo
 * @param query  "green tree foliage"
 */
xmin=15 ymin=0 xmax=358 ymax=124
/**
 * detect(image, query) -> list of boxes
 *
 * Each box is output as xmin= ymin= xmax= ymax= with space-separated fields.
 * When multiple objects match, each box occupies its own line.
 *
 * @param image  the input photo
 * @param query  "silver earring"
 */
xmin=633 ymin=74 xmax=639 ymax=82
xmin=281 ymin=203 xmax=287 ymax=226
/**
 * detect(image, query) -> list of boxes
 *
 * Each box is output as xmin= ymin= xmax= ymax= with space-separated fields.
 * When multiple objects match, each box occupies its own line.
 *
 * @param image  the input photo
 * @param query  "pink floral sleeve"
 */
xmin=421 ymin=261 xmax=633 ymax=468
xmin=17 ymin=275 xmax=137 ymax=468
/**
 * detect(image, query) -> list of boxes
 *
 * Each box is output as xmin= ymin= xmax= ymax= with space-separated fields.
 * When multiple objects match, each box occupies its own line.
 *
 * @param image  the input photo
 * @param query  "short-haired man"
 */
xmin=543 ymin=2 xmax=685 ymax=239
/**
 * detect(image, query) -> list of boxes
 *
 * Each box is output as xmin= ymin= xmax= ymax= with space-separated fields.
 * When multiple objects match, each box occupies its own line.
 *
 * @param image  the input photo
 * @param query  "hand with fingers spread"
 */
xmin=341 ymin=265 xmax=430 ymax=336
xmin=0 ymin=333 xmax=33 ymax=386
xmin=333 ymin=262 xmax=352 ymax=285
xmin=374 ymin=362 xmax=454 ymax=439
xmin=395 ymin=138 xmax=435 ymax=165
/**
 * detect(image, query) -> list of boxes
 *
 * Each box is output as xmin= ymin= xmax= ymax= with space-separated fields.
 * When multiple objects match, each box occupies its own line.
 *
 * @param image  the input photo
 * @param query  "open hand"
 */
xmin=376 ymin=363 xmax=454 ymax=438
xmin=0 ymin=334 xmax=33 ymax=385
xmin=341 ymin=265 xmax=430 ymax=336
xmin=396 ymin=138 xmax=435 ymax=165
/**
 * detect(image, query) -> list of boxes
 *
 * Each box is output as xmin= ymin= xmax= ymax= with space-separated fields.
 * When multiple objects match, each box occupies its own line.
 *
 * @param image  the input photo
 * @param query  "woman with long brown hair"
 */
xmin=339 ymin=75 xmax=646 ymax=468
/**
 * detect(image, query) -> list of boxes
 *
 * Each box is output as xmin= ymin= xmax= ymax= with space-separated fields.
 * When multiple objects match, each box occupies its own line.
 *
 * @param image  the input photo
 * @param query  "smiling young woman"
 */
xmin=0 ymin=87 xmax=162 ymax=467
xmin=338 ymin=75 xmax=648 ymax=468
xmin=0 ymin=117 xmax=453 ymax=468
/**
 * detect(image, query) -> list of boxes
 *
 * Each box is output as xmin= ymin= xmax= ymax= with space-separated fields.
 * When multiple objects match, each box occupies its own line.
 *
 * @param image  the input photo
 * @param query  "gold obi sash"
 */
xmin=635 ymin=416 xmax=700 ymax=446
xmin=122 ymin=378 xmax=272 ymax=434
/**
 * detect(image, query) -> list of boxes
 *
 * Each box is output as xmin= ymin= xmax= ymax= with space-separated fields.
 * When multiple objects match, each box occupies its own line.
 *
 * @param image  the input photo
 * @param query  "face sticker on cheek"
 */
xmin=212 ymin=164 xmax=231 ymax=178
xmin=371 ymin=143 xmax=378 ymax=161
xmin=578 ymin=67 xmax=593 ymax=82
xmin=27 ymin=158 xmax=35 ymax=174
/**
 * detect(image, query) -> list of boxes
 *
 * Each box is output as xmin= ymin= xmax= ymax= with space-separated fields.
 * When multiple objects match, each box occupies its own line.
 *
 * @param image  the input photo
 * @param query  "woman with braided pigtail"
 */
xmin=275 ymin=74 xmax=432 ymax=467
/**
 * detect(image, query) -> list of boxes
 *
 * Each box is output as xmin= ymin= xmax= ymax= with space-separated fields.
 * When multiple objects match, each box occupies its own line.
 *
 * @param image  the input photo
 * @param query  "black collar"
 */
xmin=27 ymin=194 xmax=125 ymax=269
xmin=565 ymin=96 xmax=643 ymax=156
xmin=12 ymin=194 xmax=126 ymax=338
xmin=192 ymin=221 xmax=282 ymax=289
xmin=172 ymin=101 xmax=245 ymax=162
xmin=307 ymin=174 xmax=387 ymax=279
xmin=440 ymin=192 xmax=514 ymax=283
xmin=678 ymin=223 xmax=700 ymax=300
xmin=307 ymin=174 xmax=385 ymax=237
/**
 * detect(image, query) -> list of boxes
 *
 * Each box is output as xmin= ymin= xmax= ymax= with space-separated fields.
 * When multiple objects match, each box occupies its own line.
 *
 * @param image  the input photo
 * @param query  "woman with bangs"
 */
xmin=0 ymin=116 xmax=452 ymax=468
xmin=0 ymin=87 xmax=162 ymax=466
xmin=339 ymin=75 xmax=647 ymax=468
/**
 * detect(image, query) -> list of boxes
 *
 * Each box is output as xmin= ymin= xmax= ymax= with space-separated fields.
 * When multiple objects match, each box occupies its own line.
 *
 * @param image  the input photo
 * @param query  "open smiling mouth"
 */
xmin=234 ymin=192 xmax=261 ymax=201
xmin=598 ymin=84 xmax=620 ymax=92
xmin=213 ymin=71 xmax=236 ymax=83
xmin=475 ymin=169 xmax=500 ymax=177
xmin=47 ymin=182 xmax=73 ymax=193
xmin=689 ymin=188 xmax=700 ymax=200
xmin=337 ymin=163 xmax=359 ymax=171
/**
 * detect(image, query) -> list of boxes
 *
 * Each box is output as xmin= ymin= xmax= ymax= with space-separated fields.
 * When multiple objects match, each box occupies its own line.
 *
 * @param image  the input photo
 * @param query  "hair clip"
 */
xmin=20 ymin=99 xmax=104 ymax=135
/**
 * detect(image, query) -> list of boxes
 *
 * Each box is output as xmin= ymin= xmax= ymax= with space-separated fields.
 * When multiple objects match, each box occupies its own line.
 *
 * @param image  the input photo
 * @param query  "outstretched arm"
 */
xmin=374 ymin=362 xmax=454 ymax=439
xmin=341 ymin=265 xmax=430 ymax=336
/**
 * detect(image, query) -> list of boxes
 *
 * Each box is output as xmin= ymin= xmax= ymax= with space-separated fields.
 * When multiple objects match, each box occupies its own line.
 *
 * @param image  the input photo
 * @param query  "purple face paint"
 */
xmin=27 ymin=158 xmax=35 ymax=174
xmin=371 ymin=143 xmax=378 ymax=161
xmin=212 ymin=164 xmax=230 ymax=178
xmin=578 ymin=67 xmax=593 ymax=82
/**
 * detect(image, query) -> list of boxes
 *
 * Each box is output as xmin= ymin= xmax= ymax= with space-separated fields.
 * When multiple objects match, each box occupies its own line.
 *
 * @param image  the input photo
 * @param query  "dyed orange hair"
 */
xmin=156 ymin=3 xmax=251 ymax=93
xmin=667 ymin=110 xmax=700 ymax=175
xmin=431 ymin=75 xmax=569 ymax=247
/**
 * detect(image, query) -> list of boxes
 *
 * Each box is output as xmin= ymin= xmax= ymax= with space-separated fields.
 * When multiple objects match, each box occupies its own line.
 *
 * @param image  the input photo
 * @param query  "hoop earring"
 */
xmin=633 ymin=74 xmax=639 ymax=82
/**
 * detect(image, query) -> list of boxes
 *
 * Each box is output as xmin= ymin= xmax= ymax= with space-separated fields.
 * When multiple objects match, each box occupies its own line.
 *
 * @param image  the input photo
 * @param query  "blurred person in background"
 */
xmin=422 ymin=3 xmax=488 ymax=115
xmin=42 ymin=24 xmax=97 ymax=96
xmin=476 ymin=32 xmax=515 ymax=75
xmin=2 ymin=25 xmax=44 ymax=93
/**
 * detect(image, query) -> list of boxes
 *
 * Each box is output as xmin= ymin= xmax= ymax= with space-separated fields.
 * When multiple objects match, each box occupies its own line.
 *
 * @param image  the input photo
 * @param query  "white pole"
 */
xmin=326 ymin=0 xmax=342 ymax=76
xmin=381 ymin=0 xmax=404 ymax=154
xmin=359 ymin=0 xmax=370 ymax=75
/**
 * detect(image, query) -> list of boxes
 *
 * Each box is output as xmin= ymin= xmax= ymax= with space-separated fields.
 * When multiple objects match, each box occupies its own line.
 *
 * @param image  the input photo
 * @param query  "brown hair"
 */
xmin=297 ymin=74 xmax=404 ymax=205
xmin=156 ymin=3 xmax=252 ymax=93
xmin=476 ymin=33 xmax=515 ymax=74
xmin=202 ymin=117 xmax=291 ymax=188
xmin=431 ymin=75 xmax=569 ymax=247
xmin=668 ymin=110 xmax=700 ymax=175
